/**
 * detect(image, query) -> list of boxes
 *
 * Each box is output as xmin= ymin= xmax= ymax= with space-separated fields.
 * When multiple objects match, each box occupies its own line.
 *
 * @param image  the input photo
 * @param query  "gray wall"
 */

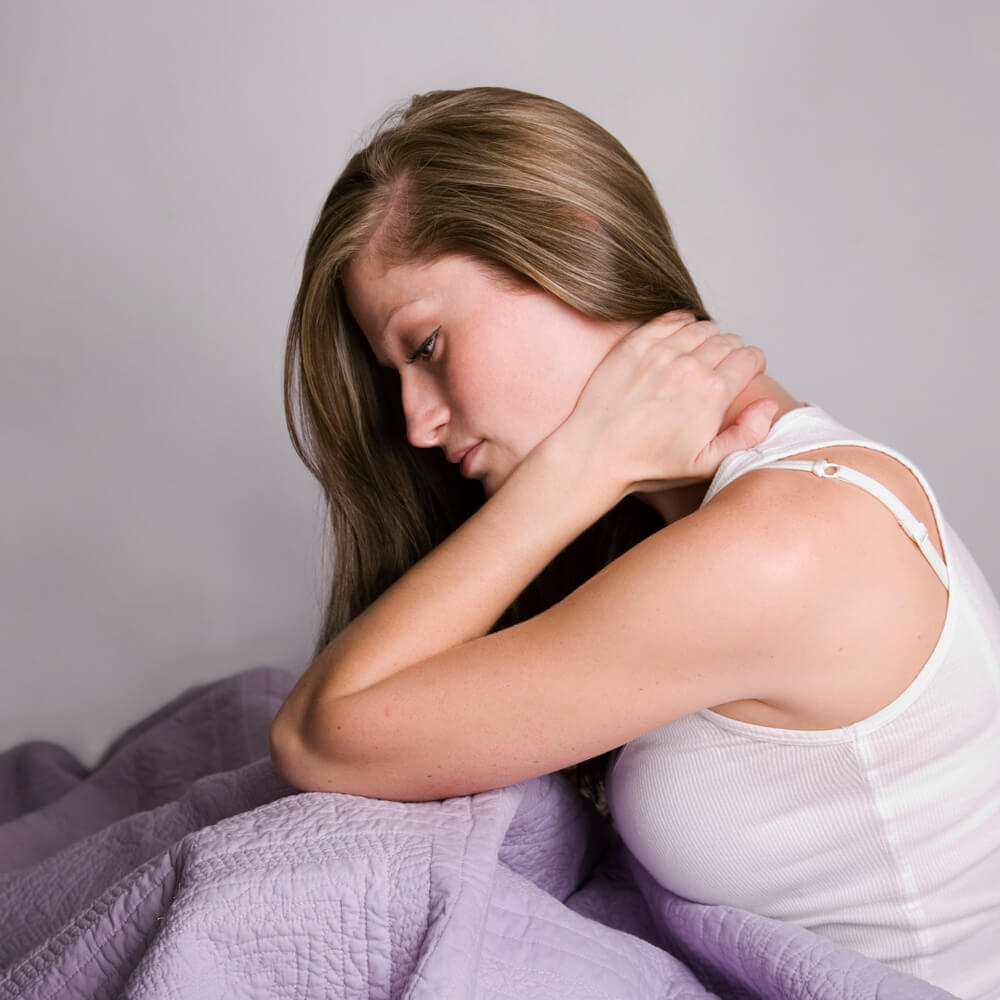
xmin=2 ymin=1 xmax=997 ymax=764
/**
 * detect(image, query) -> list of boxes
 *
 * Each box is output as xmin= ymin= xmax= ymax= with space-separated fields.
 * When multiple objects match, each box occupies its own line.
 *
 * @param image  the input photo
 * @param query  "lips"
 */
xmin=461 ymin=442 xmax=484 ymax=477
xmin=447 ymin=441 xmax=483 ymax=478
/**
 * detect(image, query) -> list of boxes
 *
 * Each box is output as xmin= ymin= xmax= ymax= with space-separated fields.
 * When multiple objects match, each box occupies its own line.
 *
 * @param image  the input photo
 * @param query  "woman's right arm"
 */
xmin=271 ymin=318 xmax=780 ymax=798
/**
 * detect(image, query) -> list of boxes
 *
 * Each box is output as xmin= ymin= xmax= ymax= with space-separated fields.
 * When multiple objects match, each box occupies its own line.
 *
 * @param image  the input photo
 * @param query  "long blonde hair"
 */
xmin=284 ymin=86 xmax=709 ymax=802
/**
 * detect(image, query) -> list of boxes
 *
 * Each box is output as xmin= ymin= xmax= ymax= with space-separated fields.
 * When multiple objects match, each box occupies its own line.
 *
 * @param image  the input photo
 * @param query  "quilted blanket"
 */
xmin=0 ymin=667 xmax=954 ymax=999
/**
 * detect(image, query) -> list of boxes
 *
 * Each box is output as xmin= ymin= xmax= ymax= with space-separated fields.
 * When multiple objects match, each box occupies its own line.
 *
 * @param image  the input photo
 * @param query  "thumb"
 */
xmin=697 ymin=398 xmax=780 ymax=471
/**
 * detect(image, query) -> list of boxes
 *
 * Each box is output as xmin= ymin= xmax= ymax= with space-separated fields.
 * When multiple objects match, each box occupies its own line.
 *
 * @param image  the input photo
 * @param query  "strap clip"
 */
xmin=811 ymin=460 xmax=840 ymax=479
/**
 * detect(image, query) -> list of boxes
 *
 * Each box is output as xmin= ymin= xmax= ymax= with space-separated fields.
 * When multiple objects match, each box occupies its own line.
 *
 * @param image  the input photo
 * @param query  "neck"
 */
xmin=640 ymin=375 xmax=803 ymax=523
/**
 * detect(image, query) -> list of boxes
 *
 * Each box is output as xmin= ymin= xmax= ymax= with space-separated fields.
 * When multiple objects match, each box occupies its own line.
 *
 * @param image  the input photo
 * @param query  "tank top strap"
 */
xmin=757 ymin=458 xmax=950 ymax=591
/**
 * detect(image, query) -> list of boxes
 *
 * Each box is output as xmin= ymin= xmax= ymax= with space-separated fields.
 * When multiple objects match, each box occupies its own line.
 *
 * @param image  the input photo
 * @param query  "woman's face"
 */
xmin=343 ymin=251 xmax=631 ymax=496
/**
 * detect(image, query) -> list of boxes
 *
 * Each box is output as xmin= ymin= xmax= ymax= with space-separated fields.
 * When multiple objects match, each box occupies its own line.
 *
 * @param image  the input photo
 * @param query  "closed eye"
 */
xmin=406 ymin=327 xmax=439 ymax=364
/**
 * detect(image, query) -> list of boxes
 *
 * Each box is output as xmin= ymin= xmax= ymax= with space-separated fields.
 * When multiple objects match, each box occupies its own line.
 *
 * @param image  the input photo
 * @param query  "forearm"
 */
xmin=275 ymin=430 xmax=615 ymax=740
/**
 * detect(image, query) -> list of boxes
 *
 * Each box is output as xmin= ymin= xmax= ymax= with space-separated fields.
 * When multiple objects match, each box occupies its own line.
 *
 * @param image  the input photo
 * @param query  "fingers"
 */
xmin=642 ymin=327 xmax=762 ymax=387
xmin=628 ymin=321 xmax=765 ymax=421
xmin=720 ymin=343 xmax=767 ymax=380
xmin=688 ymin=332 xmax=747 ymax=369
xmin=629 ymin=313 xmax=718 ymax=353
xmin=633 ymin=317 xmax=751 ymax=371
xmin=700 ymin=345 xmax=767 ymax=415
xmin=634 ymin=311 xmax=700 ymax=339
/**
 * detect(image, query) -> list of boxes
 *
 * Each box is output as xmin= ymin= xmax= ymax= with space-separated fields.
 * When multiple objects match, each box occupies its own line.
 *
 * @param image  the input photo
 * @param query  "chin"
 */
xmin=481 ymin=457 xmax=522 ymax=498
xmin=480 ymin=470 xmax=505 ymax=498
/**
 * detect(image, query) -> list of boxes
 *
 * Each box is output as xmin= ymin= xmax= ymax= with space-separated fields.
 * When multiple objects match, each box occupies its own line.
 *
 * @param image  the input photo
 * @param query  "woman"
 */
xmin=270 ymin=87 xmax=1000 ymax=995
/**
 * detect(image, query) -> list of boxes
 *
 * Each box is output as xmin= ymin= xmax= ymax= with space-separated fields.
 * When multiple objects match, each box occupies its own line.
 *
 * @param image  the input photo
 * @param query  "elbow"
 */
xmin=270 ymin=702 xmax=452 ymax=803
xmin=269 ymin=697 xmax=341 ymax=793
xmin=269 ymin=711 xmax=308 ymax=790
xmin=269 ymin=692 xmax=375 ymax=794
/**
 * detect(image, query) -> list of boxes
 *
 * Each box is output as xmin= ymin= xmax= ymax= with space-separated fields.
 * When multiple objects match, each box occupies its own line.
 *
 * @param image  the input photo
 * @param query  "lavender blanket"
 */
xmin=0 ymin=668 xmax=953 ymax=999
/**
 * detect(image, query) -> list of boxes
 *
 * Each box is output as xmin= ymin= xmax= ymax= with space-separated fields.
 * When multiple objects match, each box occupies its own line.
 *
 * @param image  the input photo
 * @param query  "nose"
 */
xmin=400 ymin=373 xmax=449 ymax=449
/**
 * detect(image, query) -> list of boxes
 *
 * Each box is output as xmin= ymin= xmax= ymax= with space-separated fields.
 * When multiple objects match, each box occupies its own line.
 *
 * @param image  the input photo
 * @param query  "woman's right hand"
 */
xmin=555 ymin=311 xmax=778 ymax=502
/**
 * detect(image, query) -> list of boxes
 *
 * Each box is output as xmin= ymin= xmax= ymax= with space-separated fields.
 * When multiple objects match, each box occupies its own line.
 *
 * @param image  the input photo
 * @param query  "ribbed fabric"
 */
xmin=607 ymin=406 xmax=1000 ymax=999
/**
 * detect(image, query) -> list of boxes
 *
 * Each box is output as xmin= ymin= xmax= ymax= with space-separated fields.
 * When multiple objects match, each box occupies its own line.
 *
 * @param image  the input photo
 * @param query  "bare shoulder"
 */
xmin=698 ymin=441 xmax=944 ymax=569
xmin=717 ymin=443 xmax=943 ymax=553
xmin=694 ymin=443 xmax=948 ymax=728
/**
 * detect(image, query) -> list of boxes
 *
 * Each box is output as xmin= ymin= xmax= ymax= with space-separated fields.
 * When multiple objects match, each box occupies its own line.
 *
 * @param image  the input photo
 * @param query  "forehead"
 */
xmin=342 ymin=252 xmax=497 ymax=362
xmin=343 ymin=249 xmax=428 ymax=320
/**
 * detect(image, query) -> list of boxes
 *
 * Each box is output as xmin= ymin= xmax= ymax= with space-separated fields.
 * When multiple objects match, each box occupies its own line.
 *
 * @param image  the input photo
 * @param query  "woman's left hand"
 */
xmin=555 ymin=311 xmax=779 ymax=501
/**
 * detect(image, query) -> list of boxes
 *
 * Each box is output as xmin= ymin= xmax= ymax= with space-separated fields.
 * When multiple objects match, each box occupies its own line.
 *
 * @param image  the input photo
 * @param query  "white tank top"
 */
xmin=607 ymin=406 xmax=1000 ymax=999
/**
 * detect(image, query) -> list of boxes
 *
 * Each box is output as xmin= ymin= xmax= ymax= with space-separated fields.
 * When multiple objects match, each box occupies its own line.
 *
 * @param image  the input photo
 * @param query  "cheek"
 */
xmin=450 ymin=305 xmax=609 ymax=448
xmin=516 ymin=355 xmax=594 ymax=426
xmin=493 ymin=374 xmax=583 ymax=456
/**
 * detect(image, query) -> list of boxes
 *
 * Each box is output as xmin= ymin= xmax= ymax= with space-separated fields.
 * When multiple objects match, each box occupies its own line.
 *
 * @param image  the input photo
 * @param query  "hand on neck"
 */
xmin=640 ymin=375 xmax=802 ymax=524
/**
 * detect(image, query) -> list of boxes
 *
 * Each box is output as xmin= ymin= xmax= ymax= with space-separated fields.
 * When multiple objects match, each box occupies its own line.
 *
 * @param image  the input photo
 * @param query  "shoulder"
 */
xmin=638 ymin=460 xmax=846 ymax=594
xmin=703 ymin=441 xmax=944 ymax=569
xmin=684 ymin=443 xmax=948 ymax=726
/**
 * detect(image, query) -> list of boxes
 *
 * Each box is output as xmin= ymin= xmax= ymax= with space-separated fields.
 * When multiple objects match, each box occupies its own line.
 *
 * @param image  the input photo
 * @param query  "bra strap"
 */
xmin=758 ymin=459 xmax=949 ymax=590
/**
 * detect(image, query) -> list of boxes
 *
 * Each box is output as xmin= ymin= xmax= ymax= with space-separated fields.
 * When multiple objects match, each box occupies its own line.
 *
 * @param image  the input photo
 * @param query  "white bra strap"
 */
xmin=758 ymin=459 xmax=949 ymax=590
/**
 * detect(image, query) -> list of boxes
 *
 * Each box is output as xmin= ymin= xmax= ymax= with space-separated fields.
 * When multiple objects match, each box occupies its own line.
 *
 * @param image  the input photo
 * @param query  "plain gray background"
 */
xmin=2 ymin=1 xmax=997 ymax=765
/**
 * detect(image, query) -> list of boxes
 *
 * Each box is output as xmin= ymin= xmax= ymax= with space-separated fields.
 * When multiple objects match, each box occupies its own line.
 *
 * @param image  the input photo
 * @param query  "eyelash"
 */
xmin=406 ymin=327 xmax=440 ymax=364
